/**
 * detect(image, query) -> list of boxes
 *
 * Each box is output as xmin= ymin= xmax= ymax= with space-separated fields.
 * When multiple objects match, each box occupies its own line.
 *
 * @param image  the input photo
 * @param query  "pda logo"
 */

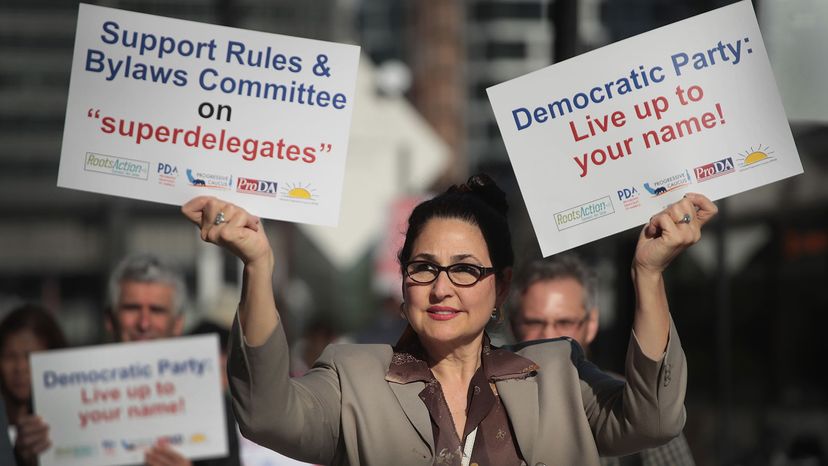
xmin=237 ymin=177 xmax=278 ymax=197
xmin=157 ymin=163 xmax=178 ymax=176
xmin=102 ymin=439 xmax=117 ymax=455
xmin=616 ymin=186 xmax=641 ymax=210
xmin=694 ymin=157 xmax=734 ymax=182
xmin=157 ymin=163 xmax=179 ymax=187
xmin=617 ymin=187 xmax=638 ymax=201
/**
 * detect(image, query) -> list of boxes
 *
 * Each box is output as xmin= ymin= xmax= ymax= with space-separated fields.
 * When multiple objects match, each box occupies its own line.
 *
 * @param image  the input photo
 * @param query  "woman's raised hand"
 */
xmin=181 ymin=196 xmax=273 ymax=267
xmin=634 ymin=193 xmax=718 ymax=275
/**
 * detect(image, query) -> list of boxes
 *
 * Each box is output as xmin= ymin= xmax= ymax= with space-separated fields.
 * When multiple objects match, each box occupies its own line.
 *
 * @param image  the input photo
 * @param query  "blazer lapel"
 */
xmin=496 ymin=377 xmax=539 ymax=461
xmin=389 ymin=381 xmax=434 ymax=455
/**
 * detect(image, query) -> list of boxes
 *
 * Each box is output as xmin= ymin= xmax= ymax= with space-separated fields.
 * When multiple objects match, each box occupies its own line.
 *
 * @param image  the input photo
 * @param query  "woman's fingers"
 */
xmin=145 ymin=443 xmax=192 ymax=466
xmin=635 ymin=193 xmax=717 ymax=273
xmin=182 ymin=196 xmax=271 ymax=265
xmin=684 ymin=192 xmax=718 ymax=226
xmin=16 ymin=415 xmax=51 ymax=454
xmin=180 ymin=196 xmax=212 ymax=226
xmin=184 ymin=197 xmax=245 ymax=243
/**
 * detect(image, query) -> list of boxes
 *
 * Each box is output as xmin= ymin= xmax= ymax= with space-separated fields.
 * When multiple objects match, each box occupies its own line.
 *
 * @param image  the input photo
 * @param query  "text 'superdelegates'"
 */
xmin=58 ymin=3 xmax=360 ymax=226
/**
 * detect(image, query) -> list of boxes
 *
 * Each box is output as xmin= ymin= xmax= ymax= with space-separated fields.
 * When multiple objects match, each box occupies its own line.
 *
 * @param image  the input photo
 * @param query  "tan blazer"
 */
xmin=228 ymin=318 xmax=686 ymax=466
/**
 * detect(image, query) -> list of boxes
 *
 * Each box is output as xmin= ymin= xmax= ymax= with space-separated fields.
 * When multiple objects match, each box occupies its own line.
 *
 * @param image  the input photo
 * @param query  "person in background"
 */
xmin=190 ymin=314 xmax=316 ymax=466
xmin=105 ymin=254 xmax=240 ymax=466
xmin=0 ymin=304 xmax=67 ymax=466
xmin=0 ymin=395 xmax=15 ymax=466
xmin=510 ymin=254 xmax=696 ymax=466
xmin=188 ymin=320 xmax=246 ymax=466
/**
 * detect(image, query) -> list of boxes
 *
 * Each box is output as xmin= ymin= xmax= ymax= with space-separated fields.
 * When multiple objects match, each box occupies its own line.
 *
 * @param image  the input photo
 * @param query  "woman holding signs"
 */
xmin=182 ymin=174 xmax=716 ymax=465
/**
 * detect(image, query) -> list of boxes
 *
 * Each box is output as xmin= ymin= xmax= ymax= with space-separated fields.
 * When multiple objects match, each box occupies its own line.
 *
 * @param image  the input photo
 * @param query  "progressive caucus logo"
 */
xmin=554 ymin=196 xmax=614 ymax=231
xmin=643 ymin=170 xmax=692 ymax=197
xmin=186 ymin=169 xmax=232 ymax=189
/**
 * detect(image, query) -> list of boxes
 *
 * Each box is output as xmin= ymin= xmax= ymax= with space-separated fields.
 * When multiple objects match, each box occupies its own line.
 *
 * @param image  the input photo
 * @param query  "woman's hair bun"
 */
xmin=451 ymin=173 xmax=509 ymax=217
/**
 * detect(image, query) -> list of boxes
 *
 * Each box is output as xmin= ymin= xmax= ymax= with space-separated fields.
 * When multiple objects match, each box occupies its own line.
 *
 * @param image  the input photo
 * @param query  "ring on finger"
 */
xmin=679 ymin=213 xmax=691 ymax=224
xmin=214 ymin=211 xmax=226 ymax=225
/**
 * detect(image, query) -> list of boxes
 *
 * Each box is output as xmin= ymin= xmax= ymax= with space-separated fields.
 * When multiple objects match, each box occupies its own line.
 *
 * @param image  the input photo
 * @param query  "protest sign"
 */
xmin=30 ymin=335 xmax=225 ymax=466
xmin=487 ymin=0 xmax=803 ymax=256
xmin=58 ymin=3 xmax=360 ymax=226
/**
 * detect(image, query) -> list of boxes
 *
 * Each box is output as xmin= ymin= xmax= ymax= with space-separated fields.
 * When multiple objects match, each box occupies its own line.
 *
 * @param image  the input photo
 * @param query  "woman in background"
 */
xmin=0 ymin=304 xmax=67 ymax=466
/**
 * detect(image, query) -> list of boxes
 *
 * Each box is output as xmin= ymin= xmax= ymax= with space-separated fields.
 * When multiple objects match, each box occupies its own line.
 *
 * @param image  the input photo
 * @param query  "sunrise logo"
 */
xmin=736 ymin=144 xmax=776 ymax=170
xmin=279 ymin=182 xmax=318 ymax=204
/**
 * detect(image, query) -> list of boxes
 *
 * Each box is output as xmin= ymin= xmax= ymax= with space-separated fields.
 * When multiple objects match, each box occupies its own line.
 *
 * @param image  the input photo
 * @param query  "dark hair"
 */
xmin=0 ymin=304 xmax=67 ymax=352
xmin=397 ymin=174 xmax=513 ymax=280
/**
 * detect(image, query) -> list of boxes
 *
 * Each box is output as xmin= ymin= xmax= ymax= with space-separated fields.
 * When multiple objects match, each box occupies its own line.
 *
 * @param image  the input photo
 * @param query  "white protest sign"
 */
xmin=31 ymin=335 xmax=226 ymax=466
xmin=487 ymin=1 xmax=803 ymax=256
xmin=58 ymin=3 xmax=360 ymax=226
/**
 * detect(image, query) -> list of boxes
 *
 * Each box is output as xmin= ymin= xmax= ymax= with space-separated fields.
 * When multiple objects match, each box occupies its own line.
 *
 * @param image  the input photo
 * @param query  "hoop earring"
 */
xmin=399 ymin=301 xmax=407 ymax=320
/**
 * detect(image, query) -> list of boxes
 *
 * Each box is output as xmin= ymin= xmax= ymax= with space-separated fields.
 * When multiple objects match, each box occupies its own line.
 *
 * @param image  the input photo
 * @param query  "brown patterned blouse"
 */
xmin=385 ymin=328 xmax=539 ymax=466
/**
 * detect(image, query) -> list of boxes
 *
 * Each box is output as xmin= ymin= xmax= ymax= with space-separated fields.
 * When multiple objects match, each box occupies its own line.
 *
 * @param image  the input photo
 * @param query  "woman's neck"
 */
xmin=424 ymin=334 xmax=484 ymax=385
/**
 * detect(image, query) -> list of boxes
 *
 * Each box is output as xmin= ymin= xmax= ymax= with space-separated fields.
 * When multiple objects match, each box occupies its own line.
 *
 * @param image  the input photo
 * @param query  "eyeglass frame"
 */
xmin=403 ymin=260 xmax=497 ymax=286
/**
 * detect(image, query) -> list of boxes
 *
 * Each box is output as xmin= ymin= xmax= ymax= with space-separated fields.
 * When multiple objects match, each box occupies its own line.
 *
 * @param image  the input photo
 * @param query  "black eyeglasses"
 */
xmin=404 ymin=260 xmax=496 ymax=286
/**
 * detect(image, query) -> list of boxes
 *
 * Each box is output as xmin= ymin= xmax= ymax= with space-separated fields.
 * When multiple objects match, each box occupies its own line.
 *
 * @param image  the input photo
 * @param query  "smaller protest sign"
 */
xmin=30 ymin=335 xmax=225 ymax=466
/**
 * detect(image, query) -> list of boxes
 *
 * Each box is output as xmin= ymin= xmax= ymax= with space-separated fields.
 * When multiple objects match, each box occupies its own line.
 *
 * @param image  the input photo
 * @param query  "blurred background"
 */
xmin=1 ymin=0 xmax=826 ymax=464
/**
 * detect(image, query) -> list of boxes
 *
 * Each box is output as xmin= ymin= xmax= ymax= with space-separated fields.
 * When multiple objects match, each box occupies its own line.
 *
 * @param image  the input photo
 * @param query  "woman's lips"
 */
xmin=427 ymin=306 xmax=460 ymax=321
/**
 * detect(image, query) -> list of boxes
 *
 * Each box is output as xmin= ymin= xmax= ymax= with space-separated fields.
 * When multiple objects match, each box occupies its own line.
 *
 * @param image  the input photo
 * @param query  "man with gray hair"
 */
xmin=104 ymin=254 xmax=239 ymax=466
xmin=510 ymin=254 xmax=695 ymax=466
xmin=105 ymin=254 xmax=187 ymax=342
xmin=510 ymin=254 xmax=600 ymax=349
xmin=29 ymin=255 xmax=239 ymax=466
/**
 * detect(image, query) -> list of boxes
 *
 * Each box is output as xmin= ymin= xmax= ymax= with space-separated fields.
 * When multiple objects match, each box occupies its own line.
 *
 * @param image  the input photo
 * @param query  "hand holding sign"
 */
xmin=634 ymin=193 xmax=717 ymax=275
xmin=182 ymin=196 xmax=279 ymax=346
xmin=145 ymin=442 xmax=192 ymax=466
xmin=181 ymin=196 xmax=272 ymax=267
xmin=13 ymin=413 xmax=51 ymax=465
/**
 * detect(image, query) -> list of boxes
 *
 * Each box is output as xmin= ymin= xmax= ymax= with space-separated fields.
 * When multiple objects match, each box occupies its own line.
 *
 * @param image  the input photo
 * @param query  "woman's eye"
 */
xmin=451 ymin=264 xmax=478 ymax=274
xmin=410 ymin=262 xmax=435 ymax=273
